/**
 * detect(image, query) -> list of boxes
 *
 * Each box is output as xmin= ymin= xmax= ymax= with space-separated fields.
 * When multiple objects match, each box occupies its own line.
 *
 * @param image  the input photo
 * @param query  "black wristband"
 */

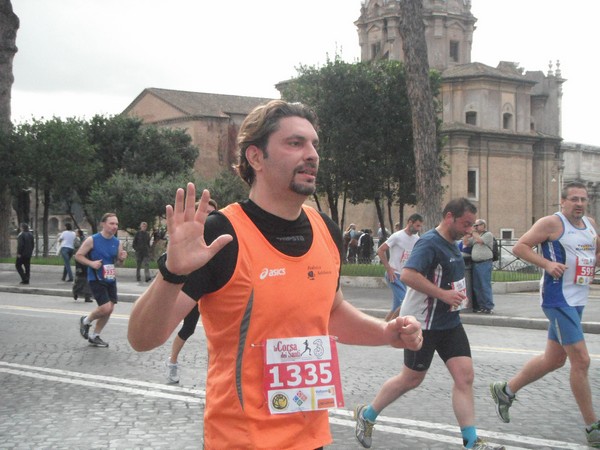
xmin=157 ymin=253 xmax=188 ymax=284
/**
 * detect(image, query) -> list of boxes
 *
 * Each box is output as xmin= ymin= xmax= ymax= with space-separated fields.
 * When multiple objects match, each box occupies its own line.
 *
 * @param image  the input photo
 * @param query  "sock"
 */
xmin=504 ymin=384 xmax=515 ymax=397
xmin=83 ymin=316 xmax=91 ymax=325
xmin=89 ymin=332 xmax=97 ymax=339
xmin=362 ymin=405 xmax=379 ymax=422
xmin=461 ymin=426 xmax=477 ymax=448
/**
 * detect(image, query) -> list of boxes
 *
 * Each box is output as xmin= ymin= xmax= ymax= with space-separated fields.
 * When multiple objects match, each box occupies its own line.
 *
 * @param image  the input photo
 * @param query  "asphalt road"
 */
xmin=1 ymin=281 xmax=600 ymax=448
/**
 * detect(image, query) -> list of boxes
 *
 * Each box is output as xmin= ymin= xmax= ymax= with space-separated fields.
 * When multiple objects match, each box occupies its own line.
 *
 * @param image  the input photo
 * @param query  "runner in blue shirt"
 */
xmin=355 ymin=198 xmax=505 ymax=450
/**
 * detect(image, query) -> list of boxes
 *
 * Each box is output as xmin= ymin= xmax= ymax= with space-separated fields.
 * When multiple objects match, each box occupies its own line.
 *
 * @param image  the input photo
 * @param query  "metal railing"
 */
xmin=493 ymin=239 xmax=542 ymax=282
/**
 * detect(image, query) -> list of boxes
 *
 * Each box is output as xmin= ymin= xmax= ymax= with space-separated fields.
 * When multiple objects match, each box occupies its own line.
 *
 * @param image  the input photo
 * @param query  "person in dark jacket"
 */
xmin=133 ymin=221 xmax=152 ymax=282
xmin=72 ymin=228 xmax=92 ymax=302
xmin=358 ymin=229 xmax=374 ymax=264
xmin=16 ymin=223 xmax=34 ymax=284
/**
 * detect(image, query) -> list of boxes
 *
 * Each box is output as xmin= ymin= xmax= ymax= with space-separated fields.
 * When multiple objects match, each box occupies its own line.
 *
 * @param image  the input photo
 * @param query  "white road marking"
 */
xmin=0 ymin=361 xmax=588 ymax=449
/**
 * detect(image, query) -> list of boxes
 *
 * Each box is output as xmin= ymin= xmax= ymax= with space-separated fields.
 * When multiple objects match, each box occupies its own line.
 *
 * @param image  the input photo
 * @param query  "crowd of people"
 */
xmin=11 ymin=99 xmax=600 ymax=449
xmin=343 ymin=224 xmax=376 ymax=264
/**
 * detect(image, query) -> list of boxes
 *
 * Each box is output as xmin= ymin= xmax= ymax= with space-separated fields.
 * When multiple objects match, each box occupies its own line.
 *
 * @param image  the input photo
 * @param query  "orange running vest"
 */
xmin=199 ymin=203 xmax=341 ymax=450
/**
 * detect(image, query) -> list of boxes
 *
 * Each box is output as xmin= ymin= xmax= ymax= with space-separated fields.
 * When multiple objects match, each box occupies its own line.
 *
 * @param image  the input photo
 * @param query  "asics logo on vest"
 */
xmin=259 ymin=267 xmax=286 ymax=280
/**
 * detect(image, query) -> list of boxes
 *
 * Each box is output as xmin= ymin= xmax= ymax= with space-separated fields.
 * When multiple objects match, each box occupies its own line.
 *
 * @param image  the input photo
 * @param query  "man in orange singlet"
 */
xmin=128 ymin=100 xmax=422 ymax=450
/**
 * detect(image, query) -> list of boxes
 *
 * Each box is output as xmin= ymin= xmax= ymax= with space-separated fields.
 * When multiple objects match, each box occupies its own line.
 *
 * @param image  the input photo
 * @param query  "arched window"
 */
xmin=503 ymin=112 xmax=513 ymax=130
xmin=468 ymin=168 xmax=478 ymax=200
xmin=450 ymin=41 xmax=459 ymax=62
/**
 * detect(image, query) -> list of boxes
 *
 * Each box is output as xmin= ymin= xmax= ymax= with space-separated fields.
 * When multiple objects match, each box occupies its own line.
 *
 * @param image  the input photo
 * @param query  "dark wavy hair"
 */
xmin=235 ymin=100 xmax=318 ymax=186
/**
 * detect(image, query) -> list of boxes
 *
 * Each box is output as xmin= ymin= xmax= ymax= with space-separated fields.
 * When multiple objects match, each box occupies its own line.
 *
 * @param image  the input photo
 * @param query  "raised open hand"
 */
xmin=164 ymin=183 xmax=233 ymax=276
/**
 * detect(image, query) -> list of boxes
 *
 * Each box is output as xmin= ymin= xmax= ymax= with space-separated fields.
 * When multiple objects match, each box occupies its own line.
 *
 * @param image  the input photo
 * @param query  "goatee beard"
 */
xmin=290 ymin=182 xmax=316 ymax=196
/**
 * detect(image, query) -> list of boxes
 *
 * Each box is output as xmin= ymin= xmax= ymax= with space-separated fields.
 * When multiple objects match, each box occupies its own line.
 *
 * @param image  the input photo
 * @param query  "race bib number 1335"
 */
xmin=263 ymin=335 xmax=344 ymax=415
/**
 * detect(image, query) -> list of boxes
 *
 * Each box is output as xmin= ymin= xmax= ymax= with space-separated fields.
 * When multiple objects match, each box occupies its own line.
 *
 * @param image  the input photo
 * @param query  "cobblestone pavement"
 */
xmin=1 ymin=292 xmax=600 ymax=449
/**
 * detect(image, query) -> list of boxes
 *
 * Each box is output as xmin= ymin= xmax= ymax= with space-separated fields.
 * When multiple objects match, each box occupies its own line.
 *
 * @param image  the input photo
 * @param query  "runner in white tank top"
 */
xmin=490 ymin=182 xmax=600 ymax=447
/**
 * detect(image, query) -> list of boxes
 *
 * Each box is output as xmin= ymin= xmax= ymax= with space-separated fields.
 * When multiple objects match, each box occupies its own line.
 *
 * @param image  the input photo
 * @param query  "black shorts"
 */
xmin=404 ymin=323 xmax=471 ymax=372
xmin=89 ymin=280 xmax=118 ymax=306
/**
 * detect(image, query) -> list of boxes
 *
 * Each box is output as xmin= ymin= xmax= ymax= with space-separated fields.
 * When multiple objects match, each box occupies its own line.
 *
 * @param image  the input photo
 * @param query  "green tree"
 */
xmin=86 ymin=115 xmax=142 ymax=179
xmin=123 ymin=126 xmax=198 ymax=176
xmin=15 ymin=117 xmax=98 ymax=255
xmin=281 ymin=59 xmax=387 ymax=226
xmin=280 ymin=57 xmax=434 ymax=234
xmin=84 ymin=115 xmax=199 ymax=231
xmin=87 ymin=171 xmax=202 ymax=233
xmin=205 ymin=170 xmax=249 ymax=208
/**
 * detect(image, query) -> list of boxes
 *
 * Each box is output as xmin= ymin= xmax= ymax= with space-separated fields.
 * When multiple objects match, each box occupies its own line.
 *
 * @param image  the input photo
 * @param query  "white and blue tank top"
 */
xmin=540 ymin=212 xmax=597 ymax=307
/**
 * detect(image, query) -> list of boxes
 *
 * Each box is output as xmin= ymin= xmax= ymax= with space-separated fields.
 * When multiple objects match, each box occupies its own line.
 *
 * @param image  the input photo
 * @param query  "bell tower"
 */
xmin=355 ymin=0 xmax=477 ymax=71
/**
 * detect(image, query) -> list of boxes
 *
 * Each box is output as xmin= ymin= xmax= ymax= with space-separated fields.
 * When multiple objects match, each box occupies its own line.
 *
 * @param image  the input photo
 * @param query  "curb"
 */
xmin=0 ymin=285 xmax=141 ymax=303
xmin=3 ymin=285 xmax=600 ymax=334
xmin=340 ymin=276 xmax=539 ymax=293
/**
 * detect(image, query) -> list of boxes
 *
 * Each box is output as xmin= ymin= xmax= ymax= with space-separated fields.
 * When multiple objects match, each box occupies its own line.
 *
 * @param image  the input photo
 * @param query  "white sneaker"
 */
xmin=465 ymin=437 xmax=505 ymax=449
xmin=166 ymin=360 xmax=179 ymax=384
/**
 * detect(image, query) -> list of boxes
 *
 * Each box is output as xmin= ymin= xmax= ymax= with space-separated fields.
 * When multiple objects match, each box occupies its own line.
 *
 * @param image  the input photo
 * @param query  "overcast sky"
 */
xmin=10 ymin=0 xmax=599 ymax=146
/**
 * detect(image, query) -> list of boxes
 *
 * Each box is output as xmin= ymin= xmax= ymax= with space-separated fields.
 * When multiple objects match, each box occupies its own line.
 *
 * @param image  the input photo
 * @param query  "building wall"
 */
xmin=127 ymin=108 xmax=237 ymax=181
xmin=562 ymin=142 xmax=600 ymax=222
xmin=439 ymin=131 xmax=541 ymax=237
xmin=127 ymin=94 xmax=187 ymax=122
xmin=156 ymin=117 xmax=232 ymax=181
xmin=356 ymin=0 xmax=475 ymax=70
xmin=442 ymin=77 xmax=535 ymax=132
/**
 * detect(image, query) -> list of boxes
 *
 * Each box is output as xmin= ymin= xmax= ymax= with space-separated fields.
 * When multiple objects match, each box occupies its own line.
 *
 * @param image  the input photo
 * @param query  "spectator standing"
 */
xmin=458 ymin=231 xmax=478 ymax=312
xmin=377 ymin=226 xmax=390 ymax=241
xmin=355 ymin=198 xmax=504 ymax=450
xmin=58 ymin=223 xmax=76 ymax=282
xmin=470 ymin=219 xmax=495 ymax=313
xmin=358 ymin=229 xmax=374 ymax=264
xmin=72 ymin=229 xmax=92 ymax=302
xmin=377 ymin=214 xmax=423 ymax=321
xmin=76 ymin=213 xmax=128 ymax=348
xmin=15 ymin=223 xmax=34 ymax=285
xmin=165 ymin=198 xmax=218 ymax=384
xmin=345 ymin=223 xmax=360 ymax=264
xmin=490 ymin=181 xmax=600 ymax=448
xmin=133 ymin=221 xmax=152 ymax=282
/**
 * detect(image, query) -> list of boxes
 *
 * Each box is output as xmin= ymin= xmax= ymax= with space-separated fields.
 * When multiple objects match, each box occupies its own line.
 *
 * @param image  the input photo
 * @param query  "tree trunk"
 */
xmin=15 ymin=188 xmax=31 ymax=225
xmin=43 ymin=189 xmax=50 ymax=257
xmin=83 ymin=207 xmax=98 ymax=234
xmin=374 ymin=196 xmax=386 ymax=242
xmin=340 ymin=189 xmax=348 ymax=233
xmin=324 ymin=185 xmax=339 ymax=225
xmin=387 ymin=196 xmax=394 ymax=232
xmin=398 ymin=0 xmax=442 ymax=231
xmin=398 ymin=202 xmax=405 ymax=228
xmin=311 ymin=193 xmax=322 ymax=212
xmin=0 ymin=0 xmax=19 ymax=257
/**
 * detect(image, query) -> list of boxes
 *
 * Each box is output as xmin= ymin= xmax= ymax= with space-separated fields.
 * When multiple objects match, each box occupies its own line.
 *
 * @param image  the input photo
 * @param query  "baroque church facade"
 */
xmin=356 ymin=0 xmax=568 ymax=239
xmin=123 ymin=0 xmax=597 ymax=238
